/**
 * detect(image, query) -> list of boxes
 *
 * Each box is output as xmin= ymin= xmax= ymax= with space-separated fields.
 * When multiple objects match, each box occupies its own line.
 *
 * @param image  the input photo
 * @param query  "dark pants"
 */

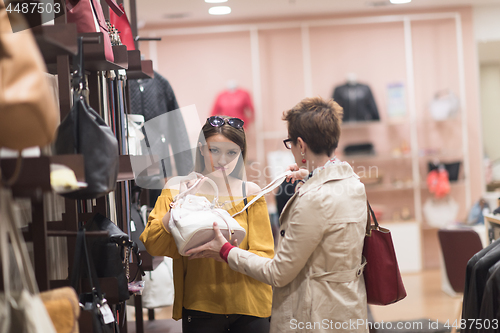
xmin=182 ymin=308 xmax=270 ymax=333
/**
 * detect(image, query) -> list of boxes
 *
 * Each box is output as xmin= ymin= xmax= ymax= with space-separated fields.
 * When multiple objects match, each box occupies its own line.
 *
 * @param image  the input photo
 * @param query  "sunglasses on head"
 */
xmin=207 ymin=116 xmax=244 ymax=130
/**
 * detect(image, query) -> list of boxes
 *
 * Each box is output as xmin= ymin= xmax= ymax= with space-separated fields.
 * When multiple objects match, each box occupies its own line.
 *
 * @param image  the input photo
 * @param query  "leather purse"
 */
xmin=168 ymin=171 xmax=291 ymax=256
xmin=363 ymin=202 xmax=407 ymax=305
xmin=109 ymin=3 xmax=136 ymax=50
xmin=86 ymin=213 xmax=143 ymax=302
xmin=39 ymin=287 xmax=80 ymax=333
xmin=0 ymin=1 xmax=58 ymax=150
xmin=70 ymin=228 xmax=115 ymax=333
xmin=54 ymin=37 xmax=119 ymax=199
xmin=66 ymin=0 xmax=124 ymax=62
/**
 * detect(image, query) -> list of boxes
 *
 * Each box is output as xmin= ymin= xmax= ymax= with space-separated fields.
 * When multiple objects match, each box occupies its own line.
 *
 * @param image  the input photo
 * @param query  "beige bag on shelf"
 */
xmin=0 ymin=186 xmax=57 ymax=333
xmin=0 ymin=1 xmax=58 ymax=150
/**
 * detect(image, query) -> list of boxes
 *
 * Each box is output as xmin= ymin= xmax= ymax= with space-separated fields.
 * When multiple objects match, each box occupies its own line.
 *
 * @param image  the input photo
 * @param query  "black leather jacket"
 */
xmin=332 ymin=83 xmax=380 ymax=121
xmin=128 ymin=72 xmax=193 ymax=181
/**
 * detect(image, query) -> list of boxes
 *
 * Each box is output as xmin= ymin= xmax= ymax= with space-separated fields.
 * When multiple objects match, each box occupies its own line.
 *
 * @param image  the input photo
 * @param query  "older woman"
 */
xmin=188 ymin=97 xmax=369 ymax=333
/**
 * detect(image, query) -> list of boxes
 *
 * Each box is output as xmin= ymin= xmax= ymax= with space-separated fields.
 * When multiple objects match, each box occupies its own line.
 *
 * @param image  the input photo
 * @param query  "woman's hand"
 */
xmin=286 ymin=163 xmax=309 ymax=183
xmin=162 ymin=211 xmax=172 ymax=232
xmin=186 ymin=222 xmax=237 ymax=262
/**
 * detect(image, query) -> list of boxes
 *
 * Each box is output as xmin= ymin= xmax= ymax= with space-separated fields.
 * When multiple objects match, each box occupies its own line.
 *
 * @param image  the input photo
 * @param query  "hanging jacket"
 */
xmin=462 ymin=240 xmax=500 ymax=333
xmin=128 ymin=71 xmax=193 ymax=179
xmin=478 ymin=261 xmax=500 ymax=332
xmin=332 ymin=83 xmax=380 ymax=122
xmin=210 ymin=88 xmax=254 ymax=125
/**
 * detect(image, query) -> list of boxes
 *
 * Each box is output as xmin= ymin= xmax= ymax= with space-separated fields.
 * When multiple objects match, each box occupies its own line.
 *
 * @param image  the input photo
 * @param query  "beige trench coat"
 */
xmin=228 ymin=163 xmax=369 ymax=333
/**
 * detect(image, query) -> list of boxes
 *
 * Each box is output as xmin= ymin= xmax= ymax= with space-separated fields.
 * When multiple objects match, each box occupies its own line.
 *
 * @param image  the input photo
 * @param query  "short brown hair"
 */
xmin=195 ymin=116 xmax=247 ymax=179
xmin=282 ymin=97 xmax=343 ymax=156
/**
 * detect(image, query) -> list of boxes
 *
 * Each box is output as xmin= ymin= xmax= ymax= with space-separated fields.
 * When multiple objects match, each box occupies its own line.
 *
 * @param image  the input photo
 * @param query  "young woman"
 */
xmin=188 ymin=97 xmax=369 ymax=333
xmin=140 ymin=115 xmax=274 ymax=333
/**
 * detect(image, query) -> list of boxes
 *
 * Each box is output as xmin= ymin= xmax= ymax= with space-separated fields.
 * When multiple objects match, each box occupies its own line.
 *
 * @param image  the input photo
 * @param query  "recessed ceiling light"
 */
xmin=209 ymin=6 xmax=231 ymax=15
xmin=390 ymin=0 xmax=411 ymax=3
xmin=205 ymin=0 xmax=228 ymax=3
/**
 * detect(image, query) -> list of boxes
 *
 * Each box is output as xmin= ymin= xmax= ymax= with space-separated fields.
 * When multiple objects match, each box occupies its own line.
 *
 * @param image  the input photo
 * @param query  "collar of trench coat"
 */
xmin=279 ymin=163 xmax=359 ymax=224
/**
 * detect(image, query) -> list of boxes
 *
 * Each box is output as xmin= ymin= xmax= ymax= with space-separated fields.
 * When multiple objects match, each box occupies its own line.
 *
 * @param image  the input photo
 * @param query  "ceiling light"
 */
xmin=209 ymin=6 xmax=231 ymax=15
xmin=390 ymin=0 xmax=411 ymax=3
xmin=205 ymin=0 xmax=228 ymax=3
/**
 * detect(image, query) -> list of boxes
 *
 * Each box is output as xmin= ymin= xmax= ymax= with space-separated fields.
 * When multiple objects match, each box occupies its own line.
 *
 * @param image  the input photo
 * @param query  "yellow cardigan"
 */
xmin=139 ymin=189 xmax=274 ymax=320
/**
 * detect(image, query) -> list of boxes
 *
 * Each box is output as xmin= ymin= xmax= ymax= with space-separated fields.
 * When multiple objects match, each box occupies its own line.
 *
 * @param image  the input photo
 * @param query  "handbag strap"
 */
xmin=173 ymin=170 xmax=291 ymax=215
xmin=103 ymin=0 xmax=124 ymax=16
xmin=231 ymin=171 xmax=292 ymax=218
xmin=0 ymin=187 xmax=39 ymax=296
xmin=70 ymin=227 xmax=105 ymax=302
xmin=0 ymin=188 xmax=12 ymax=310
xmin=174 ymin=174 xmax=219 ymax=206
xmin=366 ymin=201 xmax=389 ymax=237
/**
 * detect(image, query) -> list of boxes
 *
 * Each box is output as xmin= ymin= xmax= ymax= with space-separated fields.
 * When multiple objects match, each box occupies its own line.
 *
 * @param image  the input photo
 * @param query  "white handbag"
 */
xmin=0 ymin=187 xmax=57 ymax=333
xmin=168 ymin=171 xmax=291 ymax=256
xmin=141 ymin=257 xmax=175 ymax=309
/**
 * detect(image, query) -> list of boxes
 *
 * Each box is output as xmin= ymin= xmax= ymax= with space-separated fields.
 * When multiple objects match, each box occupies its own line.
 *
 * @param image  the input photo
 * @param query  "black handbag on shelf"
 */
xmin=130 ymin=187 xmax=146 ymax=251
xmin=86 ymin=213 xmax=143 ymax=302
xmin=70 ymin=228 xmax=115 ymax=333
xmin=54 ymin=36 xmax=119 ymax=199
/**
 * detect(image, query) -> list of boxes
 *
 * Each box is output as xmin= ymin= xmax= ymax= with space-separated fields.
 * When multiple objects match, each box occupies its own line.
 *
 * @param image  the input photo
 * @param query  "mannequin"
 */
xmin=210 ymin=80 xmax=254 ymax=125
xmin=346 ymin=72 xmax=357 ymax=85
xmin=226 ymin=79 xmax=238 ymax=92
xmin=332 ymin=73 xmax=380 ymax=121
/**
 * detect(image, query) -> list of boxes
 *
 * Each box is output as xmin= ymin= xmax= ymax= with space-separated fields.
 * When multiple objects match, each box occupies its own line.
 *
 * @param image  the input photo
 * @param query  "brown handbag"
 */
xmin=363 ymin=202 xmax=407 ymax=305
xmin=40 ymin=287 xmax=80 ymax=333
xmin=0 ymin=2 xmax=59 ymax=150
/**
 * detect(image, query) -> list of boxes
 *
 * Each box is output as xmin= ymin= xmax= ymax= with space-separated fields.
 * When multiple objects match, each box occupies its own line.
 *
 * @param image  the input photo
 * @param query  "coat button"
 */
xmin=280 ymin=230 xmax=285 ymax=237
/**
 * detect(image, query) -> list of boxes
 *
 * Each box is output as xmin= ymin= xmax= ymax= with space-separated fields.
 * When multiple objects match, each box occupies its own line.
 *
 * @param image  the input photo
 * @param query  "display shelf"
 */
xmin=118 ymin=155 xmax=134 ymax=182
xmin=127 ymin=50 xmax=154 ymax=79
xmin=49 ymin=154 xmax=85 ymax=182
xmin=420 ymin=179 xmax=466 ymax=190
xmin=342 ymin=153 xmax=412 ymax=162
xmin=341 ymin=118 xmax=408 ymax=129
xmin=0 ymin=156 xmax=51 ymax=197
xmin=33 ymin=23 xmax=78 ymax=74
xmin=364 ymin=183 xmax=414 ymax=192
xmin=381 ymin=219 xmax=418 ymax=225
xmin=418 ymin=149 xmax=464 ymax=159
xmin=112 ymin=45 xmax=129 ymax=69
xmin=80 ymin=32 xmax=127 ymax=71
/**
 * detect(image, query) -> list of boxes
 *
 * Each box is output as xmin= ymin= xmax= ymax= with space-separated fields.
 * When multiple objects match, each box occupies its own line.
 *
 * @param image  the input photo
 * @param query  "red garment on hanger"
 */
xmin=427 ymin=168 xmax=450 ymax=199
xmin=210 ymin=89 xmax=254 ymax=125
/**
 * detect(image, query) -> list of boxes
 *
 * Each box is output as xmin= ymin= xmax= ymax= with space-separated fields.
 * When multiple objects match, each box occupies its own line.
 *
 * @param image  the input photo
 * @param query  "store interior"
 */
xmin=131 ymin=0 xmax=500 ymax=330
xmin=1 ymin=0 xmax=500 ymax=332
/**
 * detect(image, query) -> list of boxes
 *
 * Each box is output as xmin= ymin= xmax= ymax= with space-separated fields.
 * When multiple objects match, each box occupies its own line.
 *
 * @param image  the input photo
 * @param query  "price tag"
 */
xmin=100 ymin=303 xmax=114 ymax=324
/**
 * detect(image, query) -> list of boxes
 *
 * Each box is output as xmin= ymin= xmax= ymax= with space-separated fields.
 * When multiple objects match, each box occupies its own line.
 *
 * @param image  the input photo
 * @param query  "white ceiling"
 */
xmin=136 ymin=0 xmax=500 ymax=27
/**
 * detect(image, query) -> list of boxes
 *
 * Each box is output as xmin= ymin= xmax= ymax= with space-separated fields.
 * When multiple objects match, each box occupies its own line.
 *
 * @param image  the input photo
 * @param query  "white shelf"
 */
xmin=364 ymin=183 xmax=414 ymax=192
xmin=343 ymin=153 xmax=412 ymax=162
xmin=341 ymin=118 xmax=409 ymax=129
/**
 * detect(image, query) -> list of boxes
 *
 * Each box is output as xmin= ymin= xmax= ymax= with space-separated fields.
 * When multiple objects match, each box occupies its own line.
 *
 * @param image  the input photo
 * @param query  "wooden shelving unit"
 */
xmin=127 ymin=50 xmax=154 ymax=79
